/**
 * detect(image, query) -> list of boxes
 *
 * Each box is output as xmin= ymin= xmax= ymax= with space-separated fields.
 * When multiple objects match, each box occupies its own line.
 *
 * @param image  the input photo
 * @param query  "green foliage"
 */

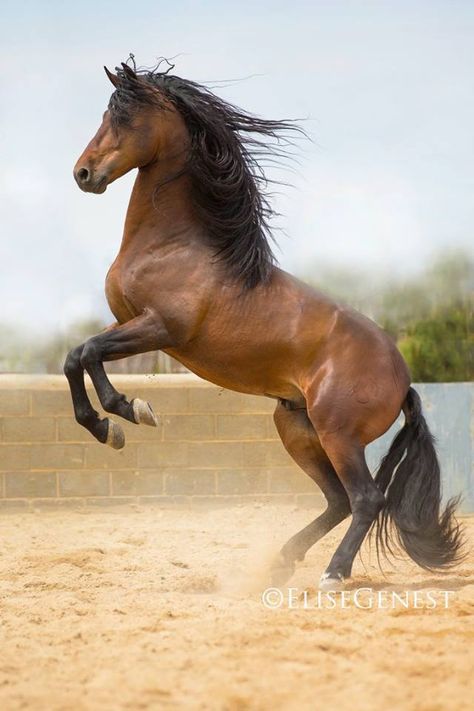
xmin=309 ymin=250 xmax=474 ymax=383
xmin=397 ymin=304 xmax=473 ymax=382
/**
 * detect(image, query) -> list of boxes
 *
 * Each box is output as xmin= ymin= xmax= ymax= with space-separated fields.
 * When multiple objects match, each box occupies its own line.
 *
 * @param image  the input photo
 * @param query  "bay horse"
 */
xmin=65 ymin=58 xmax=462 ymax=589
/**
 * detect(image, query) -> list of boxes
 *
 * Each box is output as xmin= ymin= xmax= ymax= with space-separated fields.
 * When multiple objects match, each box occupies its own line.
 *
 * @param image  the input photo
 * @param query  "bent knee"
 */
xmin=80 ymin=341 xmax=100 ymax=369
xmin=64 ymin=347 xmax=82 ymax=378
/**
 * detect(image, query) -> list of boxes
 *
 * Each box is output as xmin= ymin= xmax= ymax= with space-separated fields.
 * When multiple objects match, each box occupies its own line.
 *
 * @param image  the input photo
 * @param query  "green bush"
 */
xmin=310 ymin=250 xmax=473 ymax=383
xmin=397 ymin=305 xmax=473 ymax=382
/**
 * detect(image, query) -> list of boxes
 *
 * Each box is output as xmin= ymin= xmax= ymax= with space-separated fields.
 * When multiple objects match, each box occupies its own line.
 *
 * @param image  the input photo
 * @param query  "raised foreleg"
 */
xmin=64 ymin=311 xmax=171 ymax=448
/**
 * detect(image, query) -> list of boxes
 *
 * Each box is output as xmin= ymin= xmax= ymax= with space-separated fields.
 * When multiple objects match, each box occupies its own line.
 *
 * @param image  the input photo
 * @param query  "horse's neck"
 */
xmin=120 ymin=162 xmax=201 ymax=253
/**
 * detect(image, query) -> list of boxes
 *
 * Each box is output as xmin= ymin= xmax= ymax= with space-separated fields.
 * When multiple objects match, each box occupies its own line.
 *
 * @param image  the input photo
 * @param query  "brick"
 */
xmin=5 ymin=472 xmax=56 ymax=498
xmin=30 ymin=444 xmax=84 ymax=470
xmin=188 ymin=388 xmax=274 ymax=414
xmin=122 ymin=420 xmax=163 ymax=442
xmin=162 ymin=414 xmax=215 ymax=441
xmin=138 ymin=442 xmax=188 ymax=468
xmin=266 ymin=441 xmax=295 ymax=466
xmin=240 ymin=441 xmax=293 ymax=468
xmin=269 ymin=467 xmax=318 ymax=494
xmin=0 ymin=445 xmax=31 ymax=471
xmin=165 ymin=469 xmax=215 ymax=495
xmin=217 ymin=469 xmax=268 ymax=495
xmin=1 ymin=417 xmax=55 ymax=442
xmin=187 ymin=441 xmax=243 ymax=468
xmin=216 ymin=414 xmax=268 ymax=440
xmin=240 ymin=441 xmax=267 ymax=467
xmin=112 ymin=470 xmax=164 ymax=496
xmin=31 ymin=389 xmax=73 ymax=416
xmin=188 ymin=387 xmax=235 ymax=413
xmin=85 ymin=443 xmax=137 ymax=469
xmin=0 ymin=390 xmax=29 ymax=416
xmin=58 ymin=471 xmax=110 ymax=497
xmin=131 ymin=387 xmax=189 ymax=413
xmin=57 ymin=417 xmax=96 ymax=443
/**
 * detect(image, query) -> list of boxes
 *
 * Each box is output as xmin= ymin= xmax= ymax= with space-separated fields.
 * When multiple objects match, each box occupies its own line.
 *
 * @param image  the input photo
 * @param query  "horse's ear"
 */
xmin=121 ymin=62 xmax=138 ymax=80
xmin=104 ymin=66 xmax=119 ymax=88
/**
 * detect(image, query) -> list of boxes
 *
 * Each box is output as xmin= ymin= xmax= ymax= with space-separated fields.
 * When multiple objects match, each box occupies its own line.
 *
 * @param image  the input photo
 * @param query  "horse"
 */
xmin=65 ymin=58 xmax=463 ymax=589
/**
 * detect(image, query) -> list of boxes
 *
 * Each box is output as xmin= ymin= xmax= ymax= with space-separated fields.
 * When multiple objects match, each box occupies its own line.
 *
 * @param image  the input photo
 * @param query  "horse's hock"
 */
xmin=0 ymin=375 xmax=473 ymax=512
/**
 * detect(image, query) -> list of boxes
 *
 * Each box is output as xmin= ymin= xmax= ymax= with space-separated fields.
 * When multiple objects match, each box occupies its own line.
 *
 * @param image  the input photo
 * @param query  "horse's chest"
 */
xmin=105 ymin=257 xmax=172 ymax=323
xmin=104 ymin=263 xmax=139 ymax=323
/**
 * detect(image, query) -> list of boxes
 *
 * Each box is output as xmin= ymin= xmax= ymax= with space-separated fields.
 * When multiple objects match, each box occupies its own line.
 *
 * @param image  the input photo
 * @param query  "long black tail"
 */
xmin=373 ymin=387 xmax=464 ymax=570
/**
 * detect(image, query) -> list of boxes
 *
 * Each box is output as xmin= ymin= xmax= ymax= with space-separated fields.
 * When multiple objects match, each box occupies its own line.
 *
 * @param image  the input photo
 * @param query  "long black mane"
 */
xmin=108 ymin=58 xmax=304 ymax=288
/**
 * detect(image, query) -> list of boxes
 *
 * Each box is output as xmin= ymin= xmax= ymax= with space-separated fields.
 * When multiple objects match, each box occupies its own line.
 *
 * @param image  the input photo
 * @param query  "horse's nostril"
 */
xmin=77 ymin=167 xmax=90 ymax=182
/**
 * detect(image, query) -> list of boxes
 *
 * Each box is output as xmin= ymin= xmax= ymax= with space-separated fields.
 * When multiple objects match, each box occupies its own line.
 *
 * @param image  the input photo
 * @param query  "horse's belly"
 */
xmin=164 ymin=344 xmax=304 ymax=401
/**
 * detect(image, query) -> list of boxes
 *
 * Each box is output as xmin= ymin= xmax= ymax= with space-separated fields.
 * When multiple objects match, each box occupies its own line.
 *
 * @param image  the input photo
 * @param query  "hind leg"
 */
xmin=270 ymin=401 xmax=350 ymax=585
xmin=313 ymin=429 xmax=385 ymax=589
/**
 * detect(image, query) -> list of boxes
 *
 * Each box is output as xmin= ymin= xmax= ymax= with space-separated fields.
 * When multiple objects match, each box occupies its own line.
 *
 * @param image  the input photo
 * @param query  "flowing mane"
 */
xmin=108 ymin=58 xmax=304 ymax=288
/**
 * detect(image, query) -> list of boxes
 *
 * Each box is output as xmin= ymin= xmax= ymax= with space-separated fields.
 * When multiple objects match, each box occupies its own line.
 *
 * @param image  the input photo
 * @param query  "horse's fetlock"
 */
xmin=76 ymin=408 xmax=96 ymax=428
xmin=102 ymin=391 xmax=126 ymax=413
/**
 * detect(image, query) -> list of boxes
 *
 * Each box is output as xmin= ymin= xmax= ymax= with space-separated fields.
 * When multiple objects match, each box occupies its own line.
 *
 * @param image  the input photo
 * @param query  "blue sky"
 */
xmin=1 ymin=0 xmax=473 ymax=330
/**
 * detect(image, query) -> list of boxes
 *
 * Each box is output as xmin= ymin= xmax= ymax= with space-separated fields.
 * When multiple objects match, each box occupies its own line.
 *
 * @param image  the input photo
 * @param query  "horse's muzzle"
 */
xmin=73 ymin=166 xmax=108 ymax=194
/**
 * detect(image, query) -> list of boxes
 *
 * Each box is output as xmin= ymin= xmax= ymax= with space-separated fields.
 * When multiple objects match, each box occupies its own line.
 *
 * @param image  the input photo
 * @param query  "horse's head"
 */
xmin=73 ymin=63 xmax=187 ymax=193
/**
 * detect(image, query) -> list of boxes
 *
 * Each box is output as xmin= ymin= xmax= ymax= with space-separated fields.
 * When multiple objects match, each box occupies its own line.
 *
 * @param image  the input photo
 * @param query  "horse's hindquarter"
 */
xmin=304 ymin=304 xmax=411 ymax=444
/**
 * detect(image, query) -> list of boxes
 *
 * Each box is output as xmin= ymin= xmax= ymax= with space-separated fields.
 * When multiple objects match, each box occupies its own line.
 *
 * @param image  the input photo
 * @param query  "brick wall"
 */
xmin=0 ymin=374 xmax=322 ymax=511
xmin=1 ymin=376 xmax=472 ymax=512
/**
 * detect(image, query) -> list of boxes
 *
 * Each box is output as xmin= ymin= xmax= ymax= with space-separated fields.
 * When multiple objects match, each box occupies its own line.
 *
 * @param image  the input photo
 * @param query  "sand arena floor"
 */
xmin=0 ymin=504 xmax=472 ymax=710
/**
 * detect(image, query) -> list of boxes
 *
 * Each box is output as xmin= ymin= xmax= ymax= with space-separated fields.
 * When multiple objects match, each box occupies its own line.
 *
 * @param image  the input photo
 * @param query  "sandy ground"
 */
xmin=0 ymin=504 xmax=472 ymax=711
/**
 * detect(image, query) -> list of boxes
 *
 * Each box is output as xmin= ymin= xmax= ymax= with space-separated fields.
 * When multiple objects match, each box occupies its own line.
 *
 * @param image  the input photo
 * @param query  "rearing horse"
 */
xmin=65 ymin=59 xmax=462 ymax=589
